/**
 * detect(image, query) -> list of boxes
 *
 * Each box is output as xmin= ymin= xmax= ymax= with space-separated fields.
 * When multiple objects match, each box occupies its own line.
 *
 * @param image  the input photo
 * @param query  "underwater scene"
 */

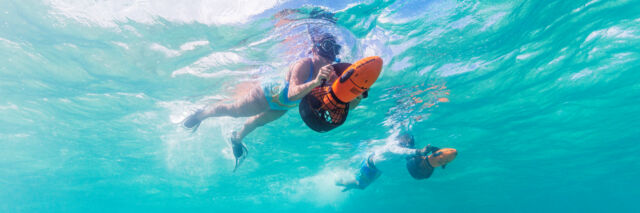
xmin=1 ymin=0 xmax=639 ymax=212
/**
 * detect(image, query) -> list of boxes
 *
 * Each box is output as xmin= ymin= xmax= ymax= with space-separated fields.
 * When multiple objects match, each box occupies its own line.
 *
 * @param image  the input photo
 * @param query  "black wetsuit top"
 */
xmin=423 ymin=159 xmax=435 ymax=179
xmin=423 ymin=146 xmax=438 ymax=178
xmin=407 ymin=146 xmax=439 ymax=179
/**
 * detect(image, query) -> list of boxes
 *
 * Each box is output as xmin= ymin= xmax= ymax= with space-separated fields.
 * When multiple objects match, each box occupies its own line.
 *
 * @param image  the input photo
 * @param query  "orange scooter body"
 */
xmin=428 ymin=148 xmax=457 ymax=168
xmin=299 ymin=56 xmax=383 ymax=132
xmin=331 ymin=56 xmax=383 ymax=103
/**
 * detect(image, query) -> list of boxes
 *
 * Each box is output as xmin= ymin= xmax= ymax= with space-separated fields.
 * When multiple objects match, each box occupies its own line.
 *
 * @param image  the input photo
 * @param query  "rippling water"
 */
xmin=1 ymin=0 xmax=639 ymax=212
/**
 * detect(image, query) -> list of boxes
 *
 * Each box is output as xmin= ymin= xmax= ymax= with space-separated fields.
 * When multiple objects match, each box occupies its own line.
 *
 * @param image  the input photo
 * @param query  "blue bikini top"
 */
xmin=279 ymin=61 xmax=315 ymax=106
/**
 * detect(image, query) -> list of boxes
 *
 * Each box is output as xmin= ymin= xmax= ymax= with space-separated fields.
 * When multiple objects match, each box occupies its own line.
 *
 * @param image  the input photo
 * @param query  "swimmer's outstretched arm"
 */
xmin=419 ymin=144 xmax=440 ymax=155
xmin=287 ymin=61 xmax=334 ymax=101
xmin=387 ymin=143 xmax=438 ymax=157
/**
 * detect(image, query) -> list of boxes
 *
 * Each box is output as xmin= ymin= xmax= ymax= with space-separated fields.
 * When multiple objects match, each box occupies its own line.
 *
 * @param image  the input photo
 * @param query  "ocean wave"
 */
xmin=46 ymin=0 xmax=289 ymax=27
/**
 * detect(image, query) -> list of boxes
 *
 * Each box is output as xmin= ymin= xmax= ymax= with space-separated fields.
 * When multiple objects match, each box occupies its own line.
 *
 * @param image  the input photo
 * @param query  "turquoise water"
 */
xmin=1 ymin=0 xmax=640 ymax=212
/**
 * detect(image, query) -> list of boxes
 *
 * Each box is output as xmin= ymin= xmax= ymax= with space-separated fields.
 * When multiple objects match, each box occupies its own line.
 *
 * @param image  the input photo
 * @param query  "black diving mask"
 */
xmin=316 ymin=38 xmax=341 ymax=61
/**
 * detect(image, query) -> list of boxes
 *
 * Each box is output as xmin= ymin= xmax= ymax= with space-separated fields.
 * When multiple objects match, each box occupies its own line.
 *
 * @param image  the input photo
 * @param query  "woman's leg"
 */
xmin=229 ymin=109 xmax=286 ymax=170
xmin=229 ymin=109 xmax=286 ymax=171
xmin=183 ymin=85 xmax=270 ymax=129
xmin=233 ymin=110 xmax=287 ymax=142
xmin=202 ymin=86 xmax=269 ymax=118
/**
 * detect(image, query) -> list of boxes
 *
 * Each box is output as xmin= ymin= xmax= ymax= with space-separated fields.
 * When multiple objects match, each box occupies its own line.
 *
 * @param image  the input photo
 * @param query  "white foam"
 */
xmin=163 ymin=129 xmax=221 ymax=178
xmin=122 ymin=25 xmax=142 ymax=37
xmin=516 ymin=51 xmax=540 ymax=60
xmin=449 ymin=15 xmax=475 ymax=30
xmin=180 ymin=41 xmax=209 ymax=51
xmin=62 ymin=43 xmax=78 ymax=49
xmin=573 ymin=0 xmax=600 ymax=13
xmin=157 ymin=100 xmax=203 ymax=124
xmin=614 ymin=52 xmax=633 ymax=59
xmin=46 ymin=0 xmax=287 ymax=27
xmin=150 ymin=40 xmax=209 ymax=57
xmin=389 ymin=37 xmax=419 ymax=55
xmin=378 ymin=0 xmax=457 ymax=24
xmin=587 ymin=47 xmax=600 ymax=59
xmin=284 ymin=167 xmax=351 ymax=206
xmin=14 ymin=133 xmax=29 ymax=138
xmin=115 ymin=92 xmax=146 ymax=99
xmin=0 ymin=103 xmax=19 ymax=110
xmin=171 ymin=51 xmax=247 ymax=78
xmin=418 ymin=65 xmax=435 ymax=76
xmin=436 ymin=60 xmax=486 ymax=77
xmin=481 ymin=12 xmax=507 ymax=31
xmin=112 ymin=42 xmax=129 ymax=50
xmin=0 ymin=37 xmax=19 ymax=48
xmin=150 ymin=43 xmax=180 ymax=57
xmin=571 ymin=69 xmax=592 ymax=80
xmin=584 ymin=31 xmax=600 ymax=42
xmin=426 ymin=28 xmax=446 ymax=41
xmin=585 ymin=26 xmax=637 ymax=43
xmin=360 ymin=27 xmax=394 ymax=65
xmin=548 ymin=55 xmax=566 ymax=65
xmin=155 ymin=99 xmax=241 ymax=178
xmin=390 ymin=56 xmax=412 ymax=72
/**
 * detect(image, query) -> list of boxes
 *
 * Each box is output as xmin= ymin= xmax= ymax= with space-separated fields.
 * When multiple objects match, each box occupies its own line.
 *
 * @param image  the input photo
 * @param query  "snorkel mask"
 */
xmin=315 ymin=34 xmax=341 ymax=62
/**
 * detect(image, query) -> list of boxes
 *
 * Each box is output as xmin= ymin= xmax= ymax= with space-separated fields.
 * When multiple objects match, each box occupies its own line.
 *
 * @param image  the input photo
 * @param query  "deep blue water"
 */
xmin=1 ymin=0 xmax=640 ymax=212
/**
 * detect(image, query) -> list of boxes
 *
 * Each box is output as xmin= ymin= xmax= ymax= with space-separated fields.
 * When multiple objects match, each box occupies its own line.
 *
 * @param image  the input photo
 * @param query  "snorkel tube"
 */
xmin=299 ymin=56 xmax=383 ymax=132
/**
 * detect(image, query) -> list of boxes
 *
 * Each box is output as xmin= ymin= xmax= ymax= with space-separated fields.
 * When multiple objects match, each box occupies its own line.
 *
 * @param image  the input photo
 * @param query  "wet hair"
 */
xmin=406 ymin=156 xmax=433 ymax=180
xmin=397 ymin=133 xmax=415 ymax=148
xmin=313 ymin=33 xmax=341 ymax=61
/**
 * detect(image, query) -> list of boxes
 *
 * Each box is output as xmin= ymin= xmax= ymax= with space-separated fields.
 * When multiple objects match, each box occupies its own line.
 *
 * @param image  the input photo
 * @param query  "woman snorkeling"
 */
xmin=183 ymin=33 xmax=346 ymax=171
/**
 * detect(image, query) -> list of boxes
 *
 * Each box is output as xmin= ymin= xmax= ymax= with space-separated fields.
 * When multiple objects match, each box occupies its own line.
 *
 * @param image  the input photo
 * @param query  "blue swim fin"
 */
xmin=182 ymin=109 xmax=203 ymax=133
xmin=231 ymin=137 xmax=248 ymax=172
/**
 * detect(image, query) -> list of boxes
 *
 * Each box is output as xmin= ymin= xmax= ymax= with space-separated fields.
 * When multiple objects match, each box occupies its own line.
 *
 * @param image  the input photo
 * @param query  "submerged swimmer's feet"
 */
xmin=336 ymin=179 xmax=359 ymax=192
xmin=231 ymin=132 xmax=248 ymax=172
xmin=183 ymin=109 xmax=204 ymax=132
